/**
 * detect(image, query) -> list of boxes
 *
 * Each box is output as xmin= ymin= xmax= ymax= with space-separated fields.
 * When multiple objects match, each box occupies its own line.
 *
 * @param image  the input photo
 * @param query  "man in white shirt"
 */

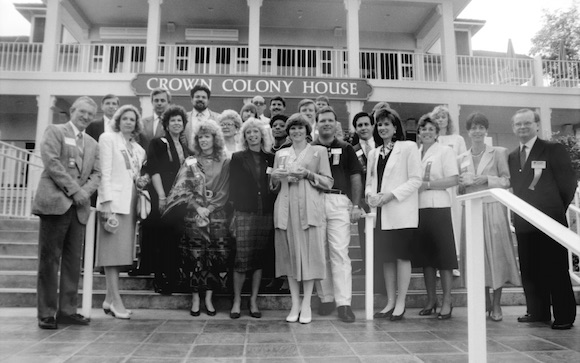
xmin=183 ymin=85 xmax=220 ymax=150
xmin=252 ymin=95 xmax=270 ymax=124
xmin=139 ymin=88 xmax=171 ymax=152
xmin=86 ymin=94 xmax=119 ymax=141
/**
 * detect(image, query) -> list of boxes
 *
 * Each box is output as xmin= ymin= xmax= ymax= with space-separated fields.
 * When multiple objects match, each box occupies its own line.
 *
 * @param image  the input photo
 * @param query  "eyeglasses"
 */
xmin=221 ymin=123 xmax=236 ymax=128
xmin=253 ymin=102 xmax=264 ymax=106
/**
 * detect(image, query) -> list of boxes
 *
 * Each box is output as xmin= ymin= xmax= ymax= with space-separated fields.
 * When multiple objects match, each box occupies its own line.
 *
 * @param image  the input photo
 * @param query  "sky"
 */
xmin=0 ymin=0 xmax=577 ymax=55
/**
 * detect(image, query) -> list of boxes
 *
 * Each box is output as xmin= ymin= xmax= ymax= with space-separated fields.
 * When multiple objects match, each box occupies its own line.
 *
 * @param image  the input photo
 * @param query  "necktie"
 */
xmin=519 ymin=145 xmax=526 ymax=169
xmin=363 ymin=141 xmax=371 ymax=156
xmin=76 ymin=133 xmax=84 ymax=169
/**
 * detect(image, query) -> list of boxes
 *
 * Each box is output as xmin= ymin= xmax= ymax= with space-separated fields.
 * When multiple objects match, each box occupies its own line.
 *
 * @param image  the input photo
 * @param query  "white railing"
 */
xmin=459 ymin=188 xmax=580 ymax=363
xmin=360 ymin=51 xmax=443 ymax=82
xmin=457 ymin=55 xmax=535 ymax=85
xmin=56 ymin=43 xmax=146 ymax=73
xmin=0 ymin=42 xmax=42 ymax=72
xmin=0 ymin=141 xmax=43 ymax=218
xmin=566 ymin=189 xmax=580 ymax=284
xmin=260 ymin=46 xmax=348 ymax=78
xmin=158 ymin=44 xmax=249 ymax=75
xmin=542 ymin=59 xmax=580 ymax=88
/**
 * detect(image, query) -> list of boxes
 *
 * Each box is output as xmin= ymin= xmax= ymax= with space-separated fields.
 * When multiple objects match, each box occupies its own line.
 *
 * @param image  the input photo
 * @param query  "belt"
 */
xmin=323 ymin=189 xmax=346 ymax=195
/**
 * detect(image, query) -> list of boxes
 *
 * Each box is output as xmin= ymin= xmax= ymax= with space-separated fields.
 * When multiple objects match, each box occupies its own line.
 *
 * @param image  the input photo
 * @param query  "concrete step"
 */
xmin=0 ymin=286 xmax=548 ymax=310
xmin=0 ymin=218 xmax=39 ymax=230
xmin=0 ymin=230 xmax=38 ymax=243
xmin=0 ymin=256 xmax=37 ymax=270
xmin=0 ymin=242 xmax=37 ymax=256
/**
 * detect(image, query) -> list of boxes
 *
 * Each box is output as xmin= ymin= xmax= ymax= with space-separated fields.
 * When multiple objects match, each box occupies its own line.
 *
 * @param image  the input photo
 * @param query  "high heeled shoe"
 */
xmin=373 ymin=308 xmax=394 ymax=319
xmin=205 ymin=306 xmax=217 ymax=316
xmin=109 ymin=303 xmax=131 ymax=320
xmin=390 ymin=309 xmax=406 ymax=321
xmin=102 ymin=301 xmax=111 ymax=315
xmin=286 ymin=310 xmax=300 ymax=323
xmin=248 ymin=301 xmax=261 ymax=319
xmin=299 ymin=306 xmax=312 ymax=324
xmin=437 ymin=305 xmax=453 ymax=320
xmin=418 ymin=303 xmax=438 ymax=316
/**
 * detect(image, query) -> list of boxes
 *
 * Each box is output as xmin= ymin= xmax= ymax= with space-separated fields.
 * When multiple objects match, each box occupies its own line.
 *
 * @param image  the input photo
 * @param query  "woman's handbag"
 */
xmin=137 ymin=190 xmax=152 ymax=219
xmin=103 ymin=213 xmax=119 ymax=234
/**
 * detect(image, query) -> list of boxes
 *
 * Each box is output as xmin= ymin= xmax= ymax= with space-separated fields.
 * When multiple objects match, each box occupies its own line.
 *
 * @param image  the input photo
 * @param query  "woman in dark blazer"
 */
xmin=145 ymin=104 xmax=190 ymax=294
xmin=229 ymin=118 xmax=276 ymax=319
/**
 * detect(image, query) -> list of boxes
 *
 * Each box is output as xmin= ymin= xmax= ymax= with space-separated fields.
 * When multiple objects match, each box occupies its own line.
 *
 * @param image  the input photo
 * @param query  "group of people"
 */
xmin=33 ymin=89 xmax=576 ymax=331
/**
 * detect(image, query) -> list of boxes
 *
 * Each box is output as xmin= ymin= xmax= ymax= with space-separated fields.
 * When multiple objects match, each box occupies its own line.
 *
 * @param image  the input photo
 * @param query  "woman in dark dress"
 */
xmin=365 ymin=108 xmax=422 ymax=320
xmin=146 ymin=104 xmax=189 ymax=294
xmin=229 ymin=118 xmax=275 ymax=319
xmin=164 ymin=121 xmax=231 ymax=317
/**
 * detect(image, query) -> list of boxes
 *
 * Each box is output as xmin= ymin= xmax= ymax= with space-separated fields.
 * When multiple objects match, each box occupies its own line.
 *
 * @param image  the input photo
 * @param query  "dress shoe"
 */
xmin=551 ymin=322 xmax=573 ymax=330
xmin=337 ymin=305 xmax=356 ymax=323
xmin=418 ymin=304 xmax=438 ymax=316
xmin=190 ymin=309 xmax=200 ymax=317
xmin=57 ymin=313 xmax=90 ymax=325
xmin=109 ymin=304 xmax=130 ymax=320
xmin=373 ymin=308 xmax=394 ymax=319
xmin=286 ymin=308 xmax=301 ymax=323
xmin=390 ymin=309 xmax=406 ymax=321
xmin=103 ymin=301 xmax=112 ymax=315
xmin=205 ymin=307 xmax=217 ymax=316
xmin=230 ymin=311 xmax=240 ymax=319
xmin=248 ymin=301 xmax=262 ymax=319
xmin=38 ymin=317 xmax=57 ymax=330
xmin=437 ymin=306 xmax=453 ymax=320
xmin=299 ymin=306 xmax=312 ymax=324
xmin=517 ymin=314 xmax=549 ymax=323
xmin=318 ymin=301 xmax=336 ymax=316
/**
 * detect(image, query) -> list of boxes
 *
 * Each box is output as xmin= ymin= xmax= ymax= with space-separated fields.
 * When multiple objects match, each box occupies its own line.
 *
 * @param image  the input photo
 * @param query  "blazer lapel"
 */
xmin=458 ymin=152 xmax=475 ymax=174
xmin=382 ymin=144 xmax=401 ymax=182
xmin=242 ymin=150 xmax=261 ymax=184
xmin=476 ymin=145 xmax=494 ymax=175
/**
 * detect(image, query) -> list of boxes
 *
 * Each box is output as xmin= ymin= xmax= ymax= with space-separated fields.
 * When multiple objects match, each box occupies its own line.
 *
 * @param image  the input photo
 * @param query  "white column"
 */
xmin=145 ymin=0 xmax=163 ymax=73
xmin=446 ymin=102 xmax=460 ymax=135
xmin=536 ymin=107 xmax=552 ymax=139
xmin=344 ymin=0 xmax=361 ymax=78
xmin=247 ymin=0 xmax=263 ymax=75
xmin=439 ymin=3 xmax=458 ymax=83
xmin=533 ymin=55 xmax=544 ymax=87
xmin=41 ymin=0 xmax=62 ymax=72
xmin=139 ymin=96 xmax=153 ymax=119
xmin=345 ymin=100 xmax=364 ymax=132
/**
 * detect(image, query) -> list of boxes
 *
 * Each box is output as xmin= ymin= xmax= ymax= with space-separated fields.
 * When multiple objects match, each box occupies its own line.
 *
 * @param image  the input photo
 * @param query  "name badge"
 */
xmin=186 ymin=158 xmax=197 ymax=166
xmin=278 ymin=156 xmax=288 ymax=169
xmin=120 ymin=150 xmax=132 ymax=170
xmin=266 ymin=166 xmax=273 ymax=175
xmin=331 ymin=148 xmax=342 ymax=155
xmin=355 ymin=149 xmax=364 ymax=157
xmin=531 ymin=161 xmax=546 ymax=169
xmin=64 ymin=137 xmax=76 ymax=147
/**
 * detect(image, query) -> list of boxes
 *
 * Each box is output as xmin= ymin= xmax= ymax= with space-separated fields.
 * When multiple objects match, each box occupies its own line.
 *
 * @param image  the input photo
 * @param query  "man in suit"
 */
xmin=313 ymin=107 xmax=363 ymax=323
xmin=252 ymin=95 xmax=270 ymax=124
xmin=32 ymin=96 xmax=101 ymax=329
xmin=139 ymin=88 xmax=171 ymax=152
xmin=183 ymin=85 xmax=220 ymax=148
xmin=508 ymin=108 xmax=577 ymax=330
xmin=85 ymin=94 xmax=119 ymax=141
xmin=269 ymin=95 xmax=286 ymax=118
xmin=351 ymin=112 xmax=376 ymax=274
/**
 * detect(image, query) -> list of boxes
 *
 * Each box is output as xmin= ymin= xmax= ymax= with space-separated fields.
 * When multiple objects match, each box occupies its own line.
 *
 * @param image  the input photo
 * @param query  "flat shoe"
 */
xmin=190 ymin=309 xmax=200 ymax=317
xmin=373 ymin=308 xmax=394 ymax=319
xmin=248 ymin=301 xmax=262 ymax=318
xmin=230 ymin=311 xmax=240 ymax=319
xmin=205 ymin=307 xmax=217 ymax=316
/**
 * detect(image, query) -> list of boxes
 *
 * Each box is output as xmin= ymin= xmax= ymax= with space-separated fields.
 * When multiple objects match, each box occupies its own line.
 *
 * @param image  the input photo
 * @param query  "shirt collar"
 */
xmin=68 ymin=121 xmax=83 ymax=137
xmin=520 ymin=136 xmax=537 ymax=150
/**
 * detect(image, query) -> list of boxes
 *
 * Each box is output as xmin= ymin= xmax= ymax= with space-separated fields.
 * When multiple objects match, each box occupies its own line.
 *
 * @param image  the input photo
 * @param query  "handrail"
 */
xmin=457 ymin=188 xmax=580 ymax=363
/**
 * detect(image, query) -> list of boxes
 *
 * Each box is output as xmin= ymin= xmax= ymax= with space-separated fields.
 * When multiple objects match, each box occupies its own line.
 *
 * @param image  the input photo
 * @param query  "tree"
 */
xmin=530 ymin=3 xmax=580 ymax=61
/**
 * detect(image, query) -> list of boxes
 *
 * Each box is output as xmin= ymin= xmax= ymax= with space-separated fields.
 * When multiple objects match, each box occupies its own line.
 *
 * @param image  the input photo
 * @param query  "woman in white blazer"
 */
xmin=414 ymin=114 xmax=459 ymax=320
xmin=97 ymin=105 xmax=147 ymax=319
xmin=365 ymin=107 xmax=422 ymax=320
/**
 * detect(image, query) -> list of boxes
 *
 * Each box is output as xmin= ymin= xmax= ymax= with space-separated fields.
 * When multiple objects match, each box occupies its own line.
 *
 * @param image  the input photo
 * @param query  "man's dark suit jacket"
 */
xmin=508 ymin=138 xmax=576 ymax=233
xmin=85 ymin=117 xmax=105 ymax=142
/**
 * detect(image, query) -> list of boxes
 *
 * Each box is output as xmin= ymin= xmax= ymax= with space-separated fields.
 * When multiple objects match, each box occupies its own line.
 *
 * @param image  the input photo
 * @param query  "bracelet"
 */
xmin=427 ymin=182 xmax=431 ymax=189
xmin=159 ymin=197 xmax=167 ymax=201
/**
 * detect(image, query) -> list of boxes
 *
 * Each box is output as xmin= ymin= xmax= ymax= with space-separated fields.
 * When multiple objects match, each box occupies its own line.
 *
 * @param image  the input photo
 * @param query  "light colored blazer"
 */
xmin=97 ymin=132 xmax=146 ymax=215
xmin=273 ymin=145 xmax=334 ymax=230
xmin=32 ymin=123 xmax=101 ymax=224
xmin=457 ymin=145 xmax=510 ymax=202
xmin=418 ymin=142 xmax=458 ymax=208
xmin=365 ymin=141 xmax=422 ymax=230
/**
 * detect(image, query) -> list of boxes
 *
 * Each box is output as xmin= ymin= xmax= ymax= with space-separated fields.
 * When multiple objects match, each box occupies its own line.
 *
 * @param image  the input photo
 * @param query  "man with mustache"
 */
xmin=183 ymin=85 xmax=220 ymax=151
xmin=269 ymin=95 xmax=286 ymax=118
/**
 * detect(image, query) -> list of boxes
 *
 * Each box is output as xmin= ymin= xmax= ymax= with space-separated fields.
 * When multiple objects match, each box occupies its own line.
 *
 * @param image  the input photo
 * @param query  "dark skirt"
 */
xmin=177 ymin=209 xmax=233 ymax=293
xmin=373 ymin=225 xmax=415 ymax=295
xmin=412 ymin=208 xmax=458 ymax=270
xmin=232 ymin=210 xmax=274 ymax=273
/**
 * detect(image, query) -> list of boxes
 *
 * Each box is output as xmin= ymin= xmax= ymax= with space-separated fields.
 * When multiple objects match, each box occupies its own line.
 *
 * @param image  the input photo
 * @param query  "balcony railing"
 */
xmin=1 ymin=42 xmax=579 ymax=88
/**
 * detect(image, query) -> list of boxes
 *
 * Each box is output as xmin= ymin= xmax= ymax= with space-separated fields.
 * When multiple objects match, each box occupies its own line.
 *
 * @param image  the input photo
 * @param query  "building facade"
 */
xmin=0 ymin=0 xmax=579 ymax=153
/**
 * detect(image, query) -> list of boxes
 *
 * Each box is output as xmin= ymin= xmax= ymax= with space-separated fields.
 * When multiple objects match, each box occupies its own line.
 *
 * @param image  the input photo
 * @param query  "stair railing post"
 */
xmin=81 ymin=208 xmax=96 ymax=318
xmin=364 ymin=212 xmax=376 ymax=320
xmin=465 ymin=198 xmax=486 ymax=363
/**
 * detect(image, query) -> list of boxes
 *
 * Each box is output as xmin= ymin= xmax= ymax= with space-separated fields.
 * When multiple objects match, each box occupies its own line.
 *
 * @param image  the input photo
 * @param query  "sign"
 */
xmin=131 ymin=74 xmax=372 ymax=100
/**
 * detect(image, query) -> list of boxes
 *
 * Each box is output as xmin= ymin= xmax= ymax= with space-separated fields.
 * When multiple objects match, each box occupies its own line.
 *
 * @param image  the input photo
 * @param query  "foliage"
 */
xmin=530 ymin=3 xmax=580 ymax=61
xmin=552 ymin=133 xmax=580 ymax=181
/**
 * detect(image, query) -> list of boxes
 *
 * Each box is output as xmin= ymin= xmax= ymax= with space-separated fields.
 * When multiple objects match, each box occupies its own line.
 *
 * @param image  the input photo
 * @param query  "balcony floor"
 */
xmin=1 ymin=306 xmax=579 ymax=362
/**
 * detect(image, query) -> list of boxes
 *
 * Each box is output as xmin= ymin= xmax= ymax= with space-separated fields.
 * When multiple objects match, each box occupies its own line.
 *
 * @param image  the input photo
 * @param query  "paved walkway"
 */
xmin=0 ymin=307 xmax=579 ymax=362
